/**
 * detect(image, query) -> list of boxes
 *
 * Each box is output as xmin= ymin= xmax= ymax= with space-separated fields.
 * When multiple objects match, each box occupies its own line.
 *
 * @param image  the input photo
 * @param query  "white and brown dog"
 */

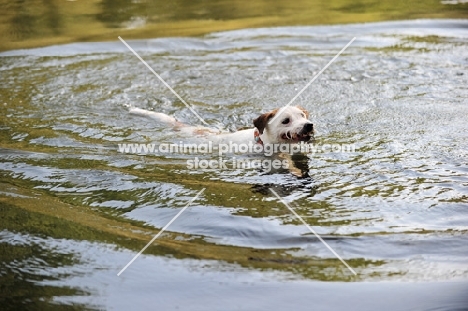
xmin=129 ymin=106 xmax=314 ymax=177
xmin=129 ymin=106 xmax=314 ymax=146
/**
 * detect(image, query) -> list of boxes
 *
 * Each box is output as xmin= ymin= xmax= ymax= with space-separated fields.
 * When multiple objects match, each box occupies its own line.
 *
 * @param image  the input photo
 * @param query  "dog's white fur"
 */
xmin=129 ymin=106 xmax=314 ymax=145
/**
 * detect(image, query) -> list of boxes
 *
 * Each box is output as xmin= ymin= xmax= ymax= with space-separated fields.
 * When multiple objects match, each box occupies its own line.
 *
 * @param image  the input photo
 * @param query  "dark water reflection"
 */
xmin=1 ymin=0 xmax=467 ymax=51
xmin=1 ymin=19 xmax=468 ymax=310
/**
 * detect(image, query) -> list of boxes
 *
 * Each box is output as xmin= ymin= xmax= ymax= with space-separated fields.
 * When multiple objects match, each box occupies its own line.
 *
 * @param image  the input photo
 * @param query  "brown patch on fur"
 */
xmin=297 ymin=106 xmax=309 ymax=119
xmin=192 ymin=128 xmax=220 ymax=135
xmin=253 ymin=109 xmax=278 ymax=134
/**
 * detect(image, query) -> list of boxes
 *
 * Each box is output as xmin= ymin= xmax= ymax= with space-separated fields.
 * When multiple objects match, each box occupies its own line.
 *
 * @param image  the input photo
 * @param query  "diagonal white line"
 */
xmin=269 ymin=37 xmax=356 ymax=125
xmin=118 ymin=36 xmax=209 ymax=126
xmin=269 ymin=188 xmax=357 ymax=275
xmin=117 ymin=188 xmax=206 ymax=276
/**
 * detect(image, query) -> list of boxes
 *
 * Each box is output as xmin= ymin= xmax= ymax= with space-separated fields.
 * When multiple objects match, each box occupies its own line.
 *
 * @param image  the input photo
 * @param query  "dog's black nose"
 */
xmin=303 ymin=123 xmax=313 ymax=132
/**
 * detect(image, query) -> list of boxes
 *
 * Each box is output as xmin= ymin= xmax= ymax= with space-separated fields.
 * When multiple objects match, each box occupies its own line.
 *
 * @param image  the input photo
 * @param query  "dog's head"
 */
xmin=253 ymin=106 xmax=314 ymax=144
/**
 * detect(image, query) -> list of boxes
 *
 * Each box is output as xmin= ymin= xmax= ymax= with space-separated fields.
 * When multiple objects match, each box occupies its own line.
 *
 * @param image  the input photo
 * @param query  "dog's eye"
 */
xmin=282 ymin=118 xmax=290 ymax=124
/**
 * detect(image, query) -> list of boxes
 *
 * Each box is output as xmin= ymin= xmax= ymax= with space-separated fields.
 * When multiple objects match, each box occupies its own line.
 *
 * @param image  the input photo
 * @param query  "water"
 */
xmin=1 ymin=20 xmax=468 ymax=310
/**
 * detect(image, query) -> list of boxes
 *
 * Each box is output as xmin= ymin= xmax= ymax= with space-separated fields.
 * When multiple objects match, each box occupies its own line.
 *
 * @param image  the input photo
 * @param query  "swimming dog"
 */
xmin=128 ymin=106 xmax=314 ymax=145
xmin=129 ymin=105 xmax=314 ymax=177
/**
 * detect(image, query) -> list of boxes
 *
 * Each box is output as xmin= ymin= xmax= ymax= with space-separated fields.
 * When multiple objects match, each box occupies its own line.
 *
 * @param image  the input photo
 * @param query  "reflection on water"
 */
xmin=1 ymin=19 xmax=468 ymax=310
xmin=1 ymin=0 xmax=468 ymax=51
xmin=98 ymin=0 xmax=141 ymax=28
xmin=8 ymin=0 xmax=62 ymax=40
xmin=0 ymin=230 xmax=85 ymax=309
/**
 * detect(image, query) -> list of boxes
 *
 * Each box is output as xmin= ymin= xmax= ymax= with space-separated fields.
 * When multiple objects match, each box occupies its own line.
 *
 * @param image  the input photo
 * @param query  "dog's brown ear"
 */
xmin=297 ymin=106 xmax=309 ymax=119
xmin=253 ymin=109 xmax=277 ymax=134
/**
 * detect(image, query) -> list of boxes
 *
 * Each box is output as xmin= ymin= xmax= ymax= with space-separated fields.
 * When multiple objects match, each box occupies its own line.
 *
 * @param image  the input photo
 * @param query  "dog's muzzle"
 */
xmin=282 ymin=122 xmax=314 ymax=142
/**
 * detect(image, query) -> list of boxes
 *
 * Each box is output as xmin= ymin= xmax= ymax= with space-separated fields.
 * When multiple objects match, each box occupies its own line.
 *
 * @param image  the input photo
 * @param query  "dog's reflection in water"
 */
xmin=251 ymin=152 xmax=318 ymax=197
